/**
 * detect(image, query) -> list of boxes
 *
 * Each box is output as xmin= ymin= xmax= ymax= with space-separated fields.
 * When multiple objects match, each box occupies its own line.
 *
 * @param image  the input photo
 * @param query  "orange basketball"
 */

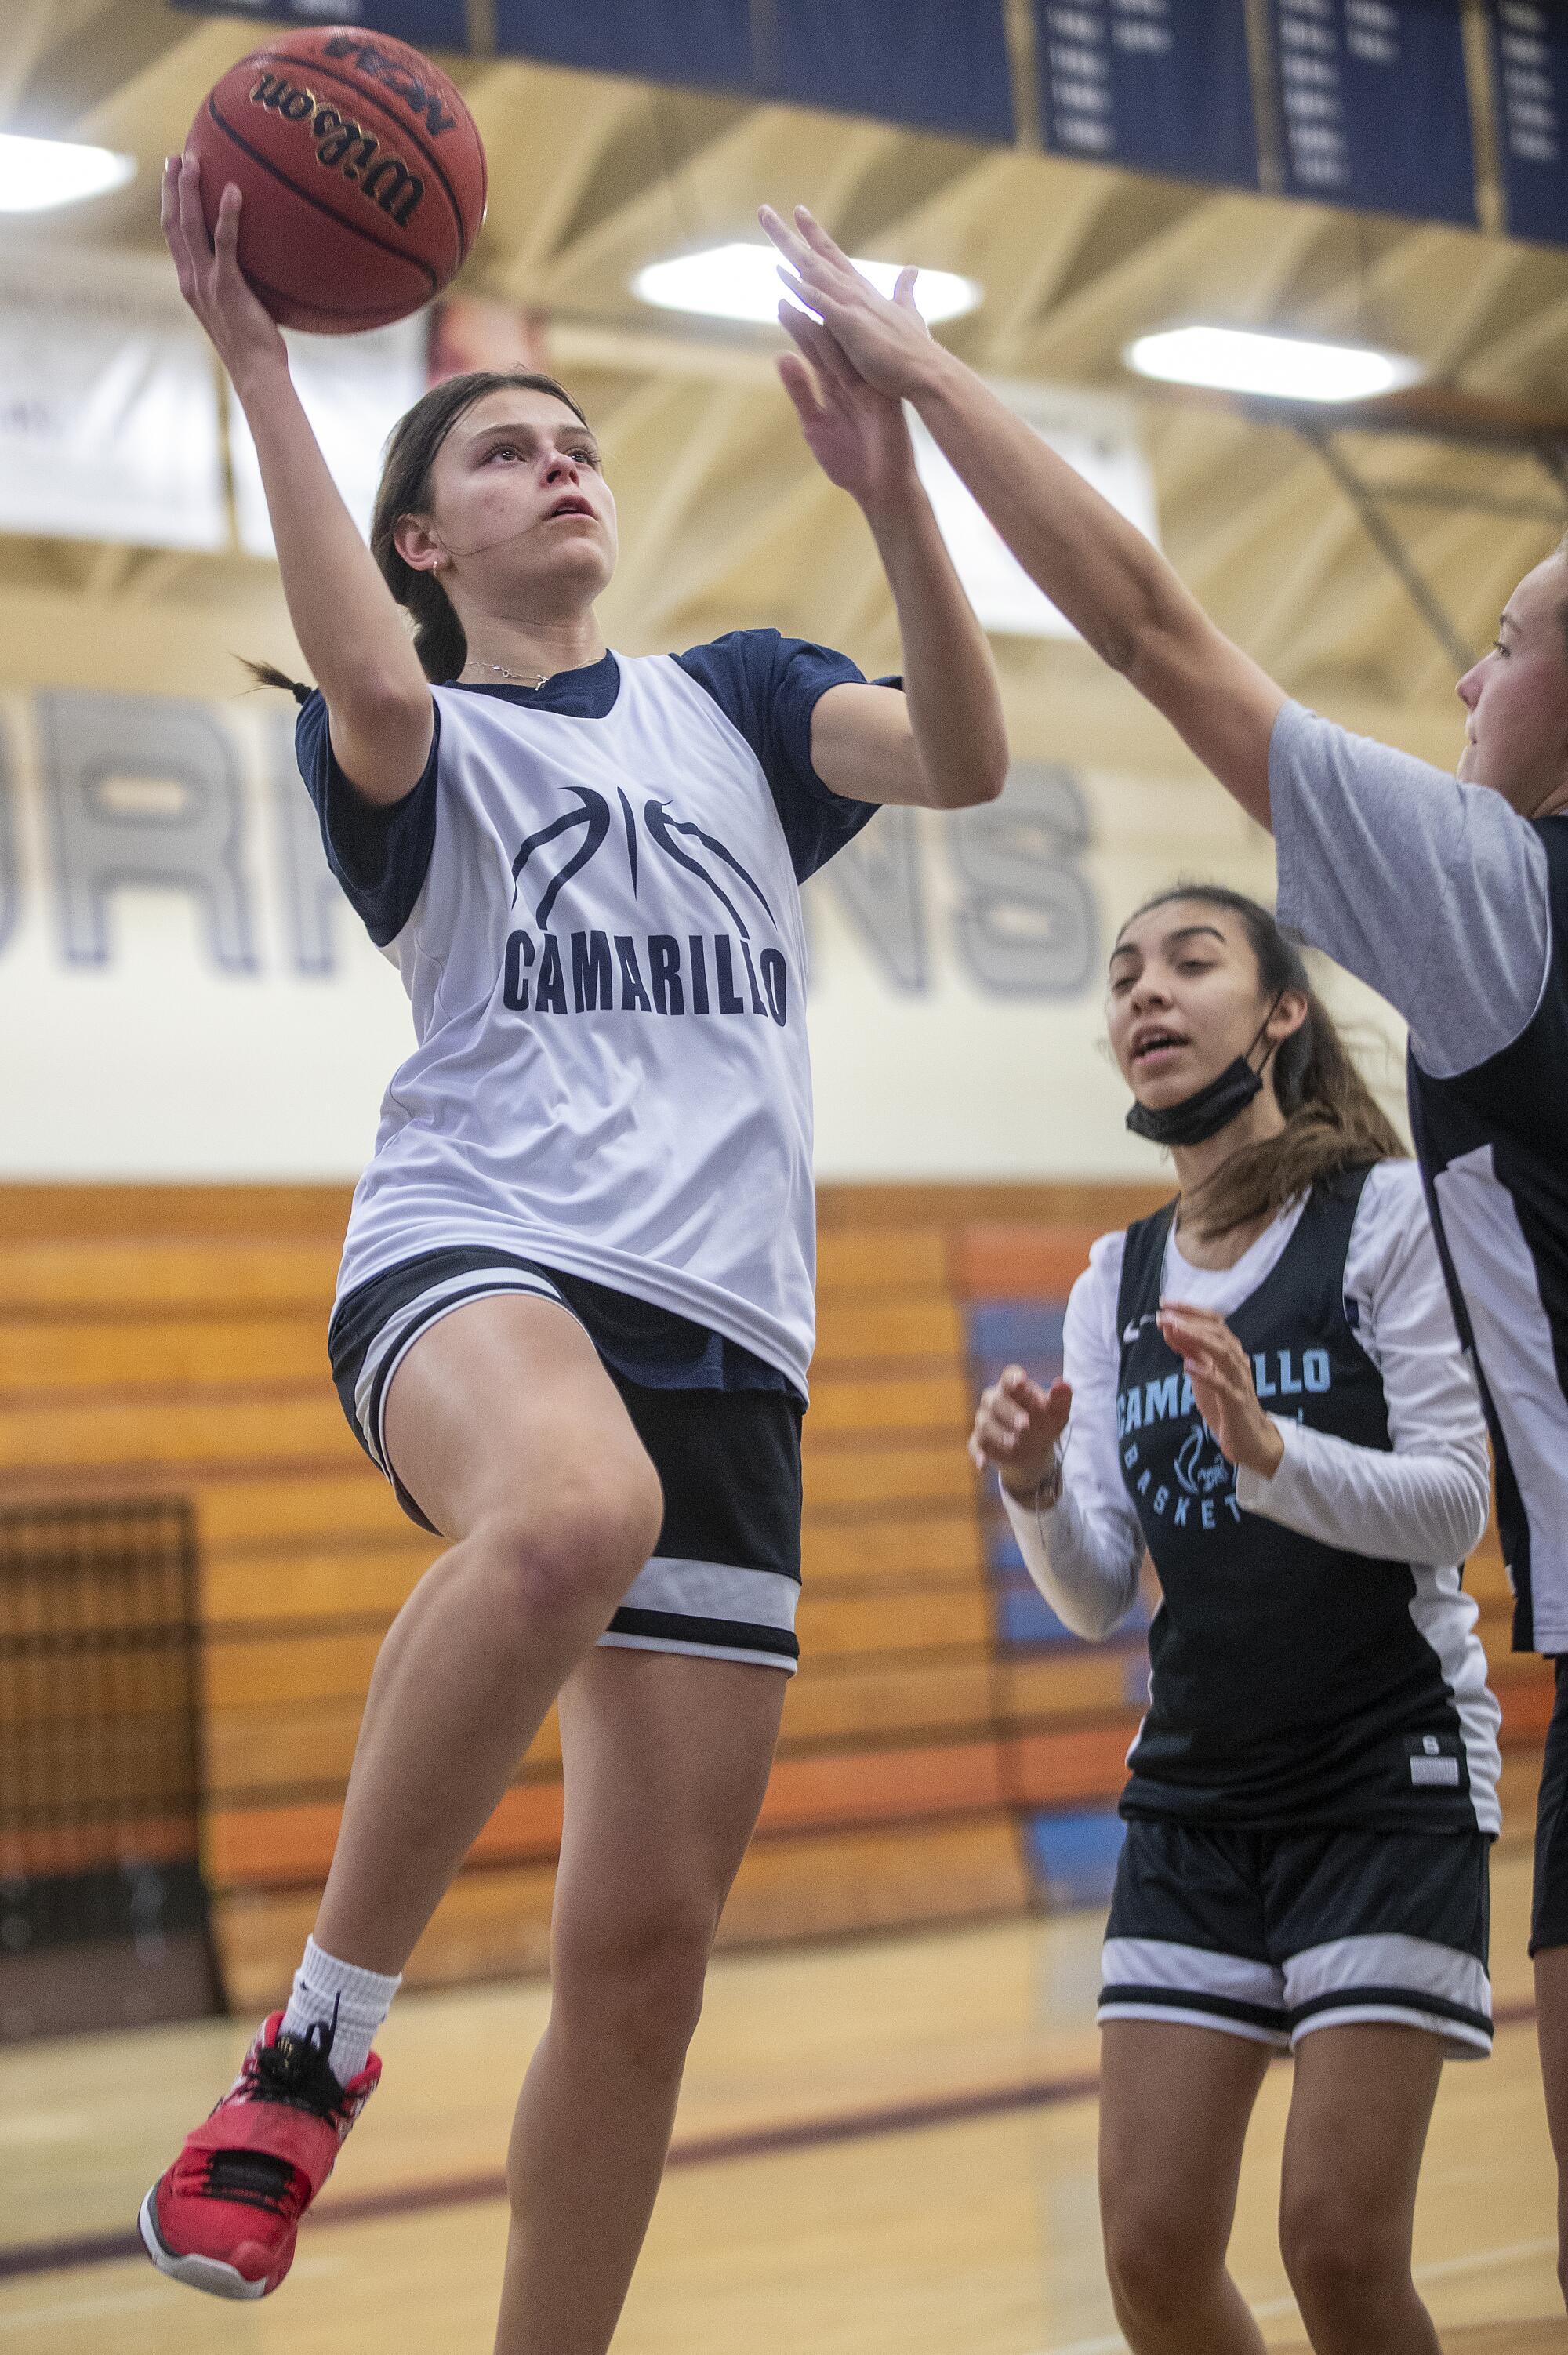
xmin=186 ymin=26 xmax=486 ymax=334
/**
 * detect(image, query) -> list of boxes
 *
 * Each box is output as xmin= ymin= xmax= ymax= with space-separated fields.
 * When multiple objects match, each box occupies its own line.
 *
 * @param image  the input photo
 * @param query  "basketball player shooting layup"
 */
xmin=759 ymin=200 xmax=1568 ymax=2302
xmin=140 ymin=160 xmax=1007 ymax=2341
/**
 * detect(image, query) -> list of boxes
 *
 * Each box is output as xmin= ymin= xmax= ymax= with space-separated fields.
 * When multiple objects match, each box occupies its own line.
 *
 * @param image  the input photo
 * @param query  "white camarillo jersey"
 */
xmin=296 ymin=633 xmax=883 ymax=1395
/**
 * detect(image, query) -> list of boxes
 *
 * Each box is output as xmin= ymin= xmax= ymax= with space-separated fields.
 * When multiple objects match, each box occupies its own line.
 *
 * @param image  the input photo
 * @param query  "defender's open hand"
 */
xmin=760 ymin=203 xmax=938 ymax=403
xmin=775 ymin=303 xmax=917 ymax=514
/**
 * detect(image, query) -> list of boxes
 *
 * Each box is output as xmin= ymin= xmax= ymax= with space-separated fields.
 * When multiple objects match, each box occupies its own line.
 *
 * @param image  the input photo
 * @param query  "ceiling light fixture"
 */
xmin=0 ymin=131 xmax=136 ymax=214
xmin=1123 ymin=325 xmax=1422 ymax=405
xmin=633 ymin=241 xmax=982 ymax=328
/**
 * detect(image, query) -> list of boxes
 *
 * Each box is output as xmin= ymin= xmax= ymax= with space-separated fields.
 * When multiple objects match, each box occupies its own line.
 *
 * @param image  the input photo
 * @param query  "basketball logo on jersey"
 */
xmin=502 ymin=785 xmax=789 ymax=1027
xmin=1119 ymin=1374 xmax=1243 ymax=1533
xmin=1174 ymin=1421 xmax=1233 ymax=1500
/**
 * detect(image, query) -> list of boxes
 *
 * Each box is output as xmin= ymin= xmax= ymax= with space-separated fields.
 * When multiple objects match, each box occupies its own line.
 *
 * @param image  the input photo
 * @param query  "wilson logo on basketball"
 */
xmin=249 ymin=73 xmax=425 ymax=229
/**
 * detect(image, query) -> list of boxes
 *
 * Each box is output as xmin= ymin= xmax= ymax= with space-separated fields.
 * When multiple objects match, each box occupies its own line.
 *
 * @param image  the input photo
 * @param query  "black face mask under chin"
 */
xmin=1124 ymin=1002 xmax=1282 ymax=1150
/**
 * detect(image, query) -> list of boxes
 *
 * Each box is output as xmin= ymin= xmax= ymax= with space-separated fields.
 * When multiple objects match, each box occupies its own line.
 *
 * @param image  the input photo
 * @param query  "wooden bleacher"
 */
xmin=0 ymin=1181 xmax=1553 ymax=2015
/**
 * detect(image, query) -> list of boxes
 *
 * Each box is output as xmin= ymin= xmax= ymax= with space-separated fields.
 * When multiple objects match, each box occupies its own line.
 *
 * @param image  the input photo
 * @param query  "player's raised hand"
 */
xmin=970 ymin=1366 xmax=1073 ymax=1501
xmin=162 ymin=154 xmax=287 ymax=392
xmin=1156 ymin=1305 xmax=1284 ymax=1480
xmin=760 ymin=203 xmax=939 ymax=402
xmin=775 ymin=303 xmax=918 ymax=515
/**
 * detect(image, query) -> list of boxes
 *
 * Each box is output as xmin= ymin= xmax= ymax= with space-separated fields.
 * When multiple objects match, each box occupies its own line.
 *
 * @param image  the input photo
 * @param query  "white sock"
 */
xmin=280 ymin=1937 xmax=401 ymax=2087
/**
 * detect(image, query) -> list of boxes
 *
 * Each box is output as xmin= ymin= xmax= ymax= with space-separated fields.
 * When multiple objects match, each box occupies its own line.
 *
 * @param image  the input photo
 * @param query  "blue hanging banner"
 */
xmin=1487 ymin=1 xmax=1568 ymax=245
xmin=1033 ymin=0 xmax=1258 ymax=190
xmin=768 ymin=0 xmax=1017 ymax=143
xmin=492 ymin=0 xmax=753 ymax=96
xmin=169 ymin=0 xmax=470 ymax=45
xmin=1267 ymin=0 xmax=1477 ymax=226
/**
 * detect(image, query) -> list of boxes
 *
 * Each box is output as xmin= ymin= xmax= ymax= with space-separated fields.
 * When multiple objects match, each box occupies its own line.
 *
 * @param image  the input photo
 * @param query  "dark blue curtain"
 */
xmin=768 ymin=0 xmax=1017 ymax=143
xmin=493 ymin=0 xmax=754 ymax=96
xmin=172 ymin=0 xmax=470 ymax=45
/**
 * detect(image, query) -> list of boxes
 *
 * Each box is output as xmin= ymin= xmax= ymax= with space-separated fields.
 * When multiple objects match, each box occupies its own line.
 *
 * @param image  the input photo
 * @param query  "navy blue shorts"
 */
xmin=1102 ymin=1817 xmax=1493 ymax=2059
xmin=328 ymin=1248 xmax=804 ymax=1675
xmin=1533 ymin=1657 xmax=1568 ymax=1955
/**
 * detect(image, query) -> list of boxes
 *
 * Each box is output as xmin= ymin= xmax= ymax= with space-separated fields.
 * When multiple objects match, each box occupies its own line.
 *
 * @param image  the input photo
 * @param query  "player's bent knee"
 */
xmin=474 ymin=1477 xmax=661 ymax=1627
xmin=552 ymin=1901 xmax=717 ymax=2074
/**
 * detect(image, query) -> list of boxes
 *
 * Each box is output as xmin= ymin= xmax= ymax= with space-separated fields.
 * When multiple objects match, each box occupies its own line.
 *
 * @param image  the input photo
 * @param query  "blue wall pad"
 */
xmin=989 ymin=1521 xmax=1150 ymax=1624
xmin=1026 ymin=1808 xmax=1126 ymax=1907
xmin=495 ymin=0 xmax=754 ymax=96
xmin=967 ymin=1299 xmax=1066 ymax=1381
xmin=994 ymin=1574 xmax=1089 ymax=1649
xmin=172 ymin=0 xmax=470 ymax=44
xmin=768 ymin=0 xmax=1018 ymax=142
xmin=991 ymin=1565 xmax=1150 ymax=1649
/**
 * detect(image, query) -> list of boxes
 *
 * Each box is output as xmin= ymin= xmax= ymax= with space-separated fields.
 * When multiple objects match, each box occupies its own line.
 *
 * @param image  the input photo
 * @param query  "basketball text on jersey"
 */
xmin=1116 ymin=1353 xmax=1334 ymax=1533
xmin=248 ymin=72 xmax=426 ymax=227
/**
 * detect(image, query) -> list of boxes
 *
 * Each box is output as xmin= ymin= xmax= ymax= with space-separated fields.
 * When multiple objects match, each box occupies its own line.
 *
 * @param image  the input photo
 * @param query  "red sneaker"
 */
xmin=138 ymin=2012 xmax=379 ymax=2300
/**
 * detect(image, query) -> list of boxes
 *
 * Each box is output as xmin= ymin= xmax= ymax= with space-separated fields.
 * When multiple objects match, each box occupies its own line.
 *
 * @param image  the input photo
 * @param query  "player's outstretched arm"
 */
xmin=774 ymin=287 xmax=1007 ymax=811
xmin=760 ymin=204 xmax=1286 ymax=829
xmin=162 ymin=156 xmax=430 ymax=804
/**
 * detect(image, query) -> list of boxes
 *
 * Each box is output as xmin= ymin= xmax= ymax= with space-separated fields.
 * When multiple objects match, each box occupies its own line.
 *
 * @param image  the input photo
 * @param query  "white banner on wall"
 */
xmin=0 ymin=245 xmax=227 ymax=550
xmin=909 ymin=383 xmax=1161 ymax=640
xmin=228 ymin=314 xmax=430 ymax=554
xmin=0 ymin=686 xmax=1405 ymax=1182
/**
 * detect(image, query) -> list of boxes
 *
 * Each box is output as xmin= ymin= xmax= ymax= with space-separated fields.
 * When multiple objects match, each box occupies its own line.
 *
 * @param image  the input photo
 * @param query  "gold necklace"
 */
xmin=470 ymin=659 xmax=550 ymax=690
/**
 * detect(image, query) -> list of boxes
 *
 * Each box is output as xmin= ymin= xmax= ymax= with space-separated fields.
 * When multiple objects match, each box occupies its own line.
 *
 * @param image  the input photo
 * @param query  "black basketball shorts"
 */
xmin=1101 ymin=1817 xmax=1493 ymax=2059
xmin=328 ymin=1249 xmax=804 ymax=1675
xmin=1532 ymin=1657 xmax=1568 ymax=1955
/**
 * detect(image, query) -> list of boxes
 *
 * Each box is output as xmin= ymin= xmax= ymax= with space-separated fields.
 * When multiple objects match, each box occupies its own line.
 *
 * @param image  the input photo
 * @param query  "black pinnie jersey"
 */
xmin=1116 ymin=1170 xmax=1495 ymax=1832
xmin=1407 ymin=814 xmax=1568 ymax=1657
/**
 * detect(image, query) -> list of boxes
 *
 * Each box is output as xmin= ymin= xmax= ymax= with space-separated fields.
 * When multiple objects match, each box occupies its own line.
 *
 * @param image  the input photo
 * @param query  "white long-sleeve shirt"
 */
xmin=1004 ymin=1159 xmax=1492 ymax=1642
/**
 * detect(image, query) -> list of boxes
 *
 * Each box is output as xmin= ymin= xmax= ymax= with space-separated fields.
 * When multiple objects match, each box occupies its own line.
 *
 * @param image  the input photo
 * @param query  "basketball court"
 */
xmin=2 ymin=4 xmax=1566 ymax=2350
xmin=1 ymin=1855 xmax=1559 ymax=2351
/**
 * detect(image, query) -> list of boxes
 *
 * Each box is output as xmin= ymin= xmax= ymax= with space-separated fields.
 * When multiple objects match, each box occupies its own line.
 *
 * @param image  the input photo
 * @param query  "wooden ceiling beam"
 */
xmin=983 ymin=170 xmax=1123 ymax=370
xmin=535 ymin=106 xmax=841 ymax=308
xmin=629 ymin=466 xmax=837 ymax=642
xmin=604 ymin=382 xmax=759 ymax=622
xmin=478 ymin=76 xmax=665 ymax=301
xmin=1400 ymin=518 xmax=1548 ymax=705
xmin=546 ymin=317 xmax=778 ymax=386
xmin=1283 ymin=503 xmax=1483 ymax=680
xmin=1021 ymin=191 xmax=1293 ymax=376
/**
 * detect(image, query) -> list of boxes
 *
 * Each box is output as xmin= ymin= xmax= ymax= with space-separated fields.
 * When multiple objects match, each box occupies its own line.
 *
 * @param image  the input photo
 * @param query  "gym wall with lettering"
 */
xmin=0 ymin=684 xmax=1408 ymax=1183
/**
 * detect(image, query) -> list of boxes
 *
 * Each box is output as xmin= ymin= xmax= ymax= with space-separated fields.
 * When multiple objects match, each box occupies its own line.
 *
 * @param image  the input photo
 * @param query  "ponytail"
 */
xmin=1123 ymin=882 xmax=1406 ymax=1239
xmin=241 ymin=658 xmax=312 ymax=706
